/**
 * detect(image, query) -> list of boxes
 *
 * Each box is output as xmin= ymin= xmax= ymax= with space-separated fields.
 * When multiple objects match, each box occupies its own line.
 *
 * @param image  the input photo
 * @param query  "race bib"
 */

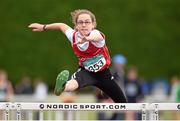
xmin=82 ymin=54 xmax=106 ymax=72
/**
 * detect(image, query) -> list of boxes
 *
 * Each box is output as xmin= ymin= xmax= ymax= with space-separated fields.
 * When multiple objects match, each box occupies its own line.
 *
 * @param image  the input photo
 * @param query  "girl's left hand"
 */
xmin=76 ymin=35 xmax=89 ymax=44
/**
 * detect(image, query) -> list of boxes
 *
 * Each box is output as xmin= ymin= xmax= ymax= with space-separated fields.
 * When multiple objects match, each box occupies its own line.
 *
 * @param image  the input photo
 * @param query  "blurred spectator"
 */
xmin=0 ymin=69 xmax=13 ymax=101
xmin=33 ymin=78 xmax=48 ymax=120
xmin=111 ymin=54 xmax=127 ymax=92
xmin=0 ymin=69 xmax=13 ymax=120
xmin=125 ymin=66 xmax=143 ymax=102
xmin=14 ymin=76 xmax=33 ymax=120
xmin=176 ymin=80 xmax=180 ymax=119
xmin=60 ymin=92 xmax=76 ymax=120
xmin=110 ymin=54 xmax=127 ymax=120
xmin=141 ymin=81 xmax=150 ymax=96
xmin=151 ymin=79 xmax=169 ymax=102
xmin=169 ymin=76 xmax=180 ymax=119
xmin=176 ymin=79 xmax=180 ymax=102
xmin=124 ymin=66 xmax=143 ymax=120
xmin=169 ymin=76 xmax=179 ymax=102
xmin=34 ymin=78 xmax=48 ymax=101
xmin=15 ymin=76 xmax=33 ymax=94
xmin=96 ymin=88 xmax=112 ymax=120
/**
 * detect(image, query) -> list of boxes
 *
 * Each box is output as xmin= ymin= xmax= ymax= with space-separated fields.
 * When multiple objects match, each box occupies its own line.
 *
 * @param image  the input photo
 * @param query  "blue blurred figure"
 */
xmin=124 ymin=66 xmax=143 ymax=120
xmin=110 ymin=54 xmax=127 ymax=120
xmin=151 ymin=79 xmax=170 ymax=102
xmin=111 ymin=54 xmax=127 ymax=92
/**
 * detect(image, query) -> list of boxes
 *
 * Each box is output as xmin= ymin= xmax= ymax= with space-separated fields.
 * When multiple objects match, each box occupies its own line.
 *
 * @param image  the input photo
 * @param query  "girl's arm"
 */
xmin=77 ymin=30 xmax=104 ymax=44
xmin=86 ymin=30 xmax=104 ymax=42
xmin=28 ymin=23 xmax=72 ymax=34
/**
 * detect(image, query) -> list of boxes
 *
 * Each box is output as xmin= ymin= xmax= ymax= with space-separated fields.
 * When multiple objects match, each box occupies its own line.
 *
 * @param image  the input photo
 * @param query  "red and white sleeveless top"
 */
xmin=71 ymin=31 xmax=111 ymax=72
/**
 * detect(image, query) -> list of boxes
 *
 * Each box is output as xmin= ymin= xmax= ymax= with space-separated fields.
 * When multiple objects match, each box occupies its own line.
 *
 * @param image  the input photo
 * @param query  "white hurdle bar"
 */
xmin=0 ymin=103 xmax=148 ymax=120
xmin=0 ymin=103 xmax=179 ymax=120
xmin=18 ymin=103 xmax=148 ymax=121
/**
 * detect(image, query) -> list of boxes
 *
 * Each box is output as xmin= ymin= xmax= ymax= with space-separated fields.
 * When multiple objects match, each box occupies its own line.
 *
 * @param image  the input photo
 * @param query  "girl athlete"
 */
xmin=28 ymin=9 xmax=127 ymax=103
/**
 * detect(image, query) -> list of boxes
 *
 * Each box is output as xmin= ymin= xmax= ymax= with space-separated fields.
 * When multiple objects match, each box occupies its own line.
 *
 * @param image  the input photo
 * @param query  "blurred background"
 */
xmin=0 ymin=0 xmax=180 ymax=120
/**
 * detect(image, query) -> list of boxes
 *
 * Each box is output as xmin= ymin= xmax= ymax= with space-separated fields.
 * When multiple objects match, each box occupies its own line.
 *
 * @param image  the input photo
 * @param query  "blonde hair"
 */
xmin=71 ymin=9 xmax=97 ymax=28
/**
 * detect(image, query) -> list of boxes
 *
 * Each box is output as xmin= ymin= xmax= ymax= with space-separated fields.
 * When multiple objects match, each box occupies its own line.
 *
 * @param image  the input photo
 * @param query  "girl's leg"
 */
xmin=54 ymin=70 xmax=78 ymax=96
xmin=95 ymin=69 xmax=127 ymax=103
xmin=98 ymin=79 xmax=127 ymax=103
xmin=54 ymin=68 xmax=96 ymax=96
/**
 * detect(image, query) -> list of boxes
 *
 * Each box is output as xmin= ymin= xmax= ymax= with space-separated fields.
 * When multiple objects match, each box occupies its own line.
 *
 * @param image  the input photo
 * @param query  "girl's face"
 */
xmin=76 ymin=14 xmax=95 ymax=36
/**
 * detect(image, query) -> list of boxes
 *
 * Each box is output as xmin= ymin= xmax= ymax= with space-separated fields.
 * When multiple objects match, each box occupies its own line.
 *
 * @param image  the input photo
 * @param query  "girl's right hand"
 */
xmin=28 ymin=23 xmax=45 ymax=32
xmin=76 ymin=35 xmax=89 ymax=44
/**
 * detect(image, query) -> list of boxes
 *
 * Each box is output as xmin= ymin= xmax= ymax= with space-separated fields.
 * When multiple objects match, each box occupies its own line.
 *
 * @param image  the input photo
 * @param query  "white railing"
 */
xmin=0 ymin=102 xmax=179 ymax=121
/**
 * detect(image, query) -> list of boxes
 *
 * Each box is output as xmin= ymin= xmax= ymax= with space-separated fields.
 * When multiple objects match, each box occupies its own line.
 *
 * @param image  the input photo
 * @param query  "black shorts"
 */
xmin=71 ymin=67 xmax=127 ymax=103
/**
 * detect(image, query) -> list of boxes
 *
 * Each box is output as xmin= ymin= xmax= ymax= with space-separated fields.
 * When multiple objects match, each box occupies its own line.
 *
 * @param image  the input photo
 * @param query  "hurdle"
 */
xmin=0 ymin=102 xmax=179 ymax=120
xmin=0 ymin=103 xmax=148 ymax=120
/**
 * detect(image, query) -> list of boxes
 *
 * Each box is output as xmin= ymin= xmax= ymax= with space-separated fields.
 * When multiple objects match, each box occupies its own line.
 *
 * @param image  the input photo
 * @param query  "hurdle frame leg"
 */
xmin=152 ymin=103 xmax=159 ymax=121
xmin=5 ymin=103 xmax=10 ymax=121
xmin=141 ymin=103 xmax=147 ymax=121
xmin=16 ymin=103 xmax=21 ymax=120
